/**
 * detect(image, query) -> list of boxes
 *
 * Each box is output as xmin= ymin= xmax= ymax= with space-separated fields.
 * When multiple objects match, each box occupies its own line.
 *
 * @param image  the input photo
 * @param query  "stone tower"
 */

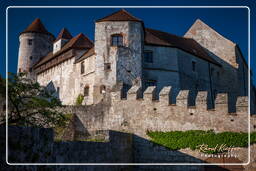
xmin=17 ymin=18 xmax=55 ymax=79
xmin=93 ymin=9 xmax=144 ymax=102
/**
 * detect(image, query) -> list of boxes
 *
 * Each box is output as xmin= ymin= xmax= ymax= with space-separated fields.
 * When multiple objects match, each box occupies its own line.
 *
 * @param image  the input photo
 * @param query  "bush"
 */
xmin=76 ymin=94 xmax=84 ymax=105
xmin=147 ymin=130 xmax=256 ymax=154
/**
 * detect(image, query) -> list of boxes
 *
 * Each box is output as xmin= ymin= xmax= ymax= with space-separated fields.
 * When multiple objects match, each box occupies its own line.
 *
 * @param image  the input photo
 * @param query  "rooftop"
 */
xmin=55 ymin=28 xmax=73 ymax=42
xmin=34 ymin=33 xmax=93 ymax=68
xmin=145 ymin=28 xmax=221 ymax=66
xmin=96 ymin=9 xmax=142 ymax=22
xmin=21 ymin=18 xmax=54 ymax=38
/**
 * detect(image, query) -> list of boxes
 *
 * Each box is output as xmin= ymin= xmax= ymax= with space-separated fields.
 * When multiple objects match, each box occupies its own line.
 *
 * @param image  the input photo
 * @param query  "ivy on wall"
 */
xmin=147 ymin=130 xmax=256 ymax=154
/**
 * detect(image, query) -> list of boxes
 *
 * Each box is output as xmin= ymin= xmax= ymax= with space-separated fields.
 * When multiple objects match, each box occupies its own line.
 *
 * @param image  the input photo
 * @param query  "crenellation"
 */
xmin=176 ymin=90 xmax=189 ymax=107
xmin=127 ymin=85 xmax=142 ymax=100
xmin=215 ymin=93 xmax=228 ymax=113
xmin=236 ymin=96 xmax=248 ymax=114
xmin=195 ymin=91 xmax=208 ymax=110
xmin=159 ymin=86 xmax=172 ymax=105
xmin=12 ymin=10 xmax=256 ymax=168
xmin=143 ymin=86 xmax=157 ymax=101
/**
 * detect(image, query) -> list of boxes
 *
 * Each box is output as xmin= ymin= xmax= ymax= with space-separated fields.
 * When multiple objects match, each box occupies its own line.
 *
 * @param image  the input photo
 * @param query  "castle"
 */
xmin=17 ymin=9 xmax=256 ymax=113
xmin=7 ymin=8 xmax=256 ymax=168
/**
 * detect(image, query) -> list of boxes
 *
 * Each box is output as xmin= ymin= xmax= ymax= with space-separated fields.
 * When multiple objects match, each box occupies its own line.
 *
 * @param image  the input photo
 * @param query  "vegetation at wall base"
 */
xmin=75 ymin=94 xmax=84 ymax=105
xmin=147 ymin=130 xmax=256 ymax=154
xmin=54 ymin=113 xmax=73 ymax=141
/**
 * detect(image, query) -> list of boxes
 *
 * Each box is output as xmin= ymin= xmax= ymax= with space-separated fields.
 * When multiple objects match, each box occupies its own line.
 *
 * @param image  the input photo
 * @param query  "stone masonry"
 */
xmin=16 ymin=9 xmax=256 ymax=110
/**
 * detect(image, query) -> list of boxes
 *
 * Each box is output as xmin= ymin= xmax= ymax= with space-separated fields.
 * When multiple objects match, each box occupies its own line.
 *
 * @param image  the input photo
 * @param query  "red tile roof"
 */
xmin=34 ymin=33 xmax=93 ymax=68
xmin=145 ymin=28 xmax=221 ymax=66
xmin=96 ymin=9 xmax=142 ymax=22
xmin=54 ymin=28 xmax=72 ymax=42
xmin=21 ymin=18 xmax=54 ymax=38
xmin=75 ymin=47 xmax=95 ymax=63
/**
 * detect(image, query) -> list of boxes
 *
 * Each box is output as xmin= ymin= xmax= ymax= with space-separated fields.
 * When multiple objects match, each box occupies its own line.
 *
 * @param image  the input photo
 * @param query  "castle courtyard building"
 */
xmin=17 ymin=9 xmax=256 ymax=114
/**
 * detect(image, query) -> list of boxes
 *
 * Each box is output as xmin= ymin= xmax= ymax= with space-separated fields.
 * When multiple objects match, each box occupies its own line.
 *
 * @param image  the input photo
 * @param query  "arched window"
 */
xmin=84 ymin=86 xmax=89 ymax=96
xmin=111 ymin=34 xmax=123 ymax=46
xmin=100 ymin=85 xmax=106 ymax=94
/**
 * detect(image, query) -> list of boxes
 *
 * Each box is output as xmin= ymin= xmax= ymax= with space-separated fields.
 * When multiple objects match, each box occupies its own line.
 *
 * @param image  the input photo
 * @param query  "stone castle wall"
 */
xmin=37 ymin=57 xmax=76 ymax=105
xmin=65 ymin=85 xmax=255 ymax=139
xmin=1 ymin=126 xmax=132 ymax=170
xmin=2 ymin=126 xmax=256 ymax=171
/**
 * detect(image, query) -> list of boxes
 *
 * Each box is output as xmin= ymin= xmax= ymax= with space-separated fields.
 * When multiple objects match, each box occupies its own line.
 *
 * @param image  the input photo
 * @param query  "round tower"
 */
xmin=17 ymin=18 xmax=55 ymax=79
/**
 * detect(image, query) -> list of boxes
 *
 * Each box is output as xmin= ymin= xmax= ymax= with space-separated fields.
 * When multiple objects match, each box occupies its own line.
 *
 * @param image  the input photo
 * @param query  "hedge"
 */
xmin=147 ymin=130 xmax=256 ymax=154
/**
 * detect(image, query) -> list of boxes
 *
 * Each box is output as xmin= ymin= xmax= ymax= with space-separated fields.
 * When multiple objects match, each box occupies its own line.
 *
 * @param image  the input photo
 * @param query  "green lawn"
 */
xmin=147 ymin=130 xmax=256 ymax=154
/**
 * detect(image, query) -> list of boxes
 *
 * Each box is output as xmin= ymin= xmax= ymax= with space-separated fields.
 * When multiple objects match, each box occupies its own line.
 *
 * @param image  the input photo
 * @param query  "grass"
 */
xmin=54 ymin=113 xmax=73 ymax=141
xmin=147 ymin=130 xmax=256 ymax=154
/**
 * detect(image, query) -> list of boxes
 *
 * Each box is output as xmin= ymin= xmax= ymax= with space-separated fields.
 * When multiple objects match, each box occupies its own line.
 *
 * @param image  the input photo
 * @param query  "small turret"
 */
xmin=17 ymin=18 xmax=55 ymax=79
xmin=53 ymin=28 xmax=72 ymax=54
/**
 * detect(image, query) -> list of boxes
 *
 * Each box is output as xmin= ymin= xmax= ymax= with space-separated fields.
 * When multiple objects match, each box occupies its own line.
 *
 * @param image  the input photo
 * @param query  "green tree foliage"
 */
xmin=0 ymin=72 xmax=68 ymax=127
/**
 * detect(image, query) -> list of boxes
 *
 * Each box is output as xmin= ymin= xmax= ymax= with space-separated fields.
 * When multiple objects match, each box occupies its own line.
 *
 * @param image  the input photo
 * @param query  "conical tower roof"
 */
xmin=96 ymin=9 xmax=142 ymax=22
xmin=21 ymin=18 xmax=54 ymax=37
xmin=55 ymin=28 xmax=72 ymax=42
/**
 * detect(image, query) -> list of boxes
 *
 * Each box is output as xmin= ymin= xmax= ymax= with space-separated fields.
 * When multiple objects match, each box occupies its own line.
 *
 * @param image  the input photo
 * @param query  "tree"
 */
xmin=0 ymin=72 xmax=68 ymax=127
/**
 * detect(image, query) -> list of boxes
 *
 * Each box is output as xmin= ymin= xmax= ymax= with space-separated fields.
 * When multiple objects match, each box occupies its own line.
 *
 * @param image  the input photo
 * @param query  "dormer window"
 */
xmin=111 ymin=34 xmax=123 ymax=46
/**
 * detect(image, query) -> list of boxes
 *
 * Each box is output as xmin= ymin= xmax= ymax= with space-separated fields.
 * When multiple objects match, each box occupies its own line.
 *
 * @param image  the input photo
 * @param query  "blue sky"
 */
xmin=0 ymin=0 xmax=255 ymax=85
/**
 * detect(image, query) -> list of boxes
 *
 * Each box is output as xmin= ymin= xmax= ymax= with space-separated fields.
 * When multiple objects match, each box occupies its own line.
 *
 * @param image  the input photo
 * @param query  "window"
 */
xmin=111 ymin=34 xmax=123 ymax=46
xmin=84 ymin=86 xmax=89 ymax=96
xmin=81 ymin=62 xmax=85 ymax=74
xmin=145 ymin=80 xmax=157 ymax=88
xmin=192 ymin=61 xmax=196 ymax=72
xmin=217 ymin=71 xmax=220 ymax=78
xmin=18 ymin=68 xmax=22 ymax=72
xmin=104 ymin=63 xmax=111 ymax=70
xmin=144 ymin=51 xmax=153 ymax=63
xmin=100 ymin=85 xmax=106 ymax=94
xmin=57 ymin=87 xmax=60 ymax=93
xmin=30 ymin=56 xmax=33 ymax=60
xmin=3 ymin=104 xmax=6 ymax=111
xmin=211 ymin=68 xmax=214 ymax=74
xmin=28 ymin=39 xmax=32 ymax=45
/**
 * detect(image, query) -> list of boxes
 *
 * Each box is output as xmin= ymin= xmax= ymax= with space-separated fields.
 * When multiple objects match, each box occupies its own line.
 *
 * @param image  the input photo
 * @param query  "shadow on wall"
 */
xmin=0 ymin=126 xmax=244 ymax=171
xmin=121 ymin=82 xmax=244 ymax=114
xmin=203 ymin=47 xmax=249 ymax=113
xmin=45 ymin=81 xmax=60 ymax=99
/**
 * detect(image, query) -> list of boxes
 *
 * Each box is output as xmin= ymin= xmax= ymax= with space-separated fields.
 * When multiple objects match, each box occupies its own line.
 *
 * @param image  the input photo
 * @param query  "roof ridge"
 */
xmin=34 ymin=33 xmax=94 ymax=69
xmin=146 ymin=27 xmax=185 ymax=40
xmin=145 ymin=27 xmax=220 ymax=66
xmin=145 ymin=28 xmax=171 ymax=46
xmin=54 ymin=28 xmax=73 ymax=42
xmin=96 ymin=9 xmax=142 ymax=22
xmin=21 ymin=18 xmax=54 ymax=38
